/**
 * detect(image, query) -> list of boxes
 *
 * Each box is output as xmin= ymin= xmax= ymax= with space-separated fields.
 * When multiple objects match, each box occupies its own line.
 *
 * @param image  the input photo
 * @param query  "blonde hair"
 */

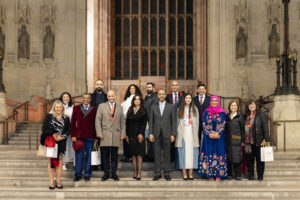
xmin=49 ymin=100 xmax=66 ymax=117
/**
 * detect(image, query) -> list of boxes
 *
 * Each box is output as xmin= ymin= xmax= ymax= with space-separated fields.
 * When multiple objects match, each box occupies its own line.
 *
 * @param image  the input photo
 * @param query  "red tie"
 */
xmin=110 ymin=103 xmax=114 ymax=120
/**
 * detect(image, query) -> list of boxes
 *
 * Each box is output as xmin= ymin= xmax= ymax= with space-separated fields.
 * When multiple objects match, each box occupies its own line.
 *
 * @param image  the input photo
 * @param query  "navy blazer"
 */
xmin=193 ymin=95 xmax=211 ymax=128
xmin=166 ymin=91 xmax=184 ymax=108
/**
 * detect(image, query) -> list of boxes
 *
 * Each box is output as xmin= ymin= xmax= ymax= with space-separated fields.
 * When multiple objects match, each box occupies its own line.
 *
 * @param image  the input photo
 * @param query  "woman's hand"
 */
xmin=126 ymin=136 xmax=129 ymax=144
xmin=137 ymin=134 xmax=143 ymax=143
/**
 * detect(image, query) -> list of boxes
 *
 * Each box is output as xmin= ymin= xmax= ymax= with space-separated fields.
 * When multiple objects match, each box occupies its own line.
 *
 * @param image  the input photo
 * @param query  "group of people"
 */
xmin=40 ymin=79 xmax=270 ymax=190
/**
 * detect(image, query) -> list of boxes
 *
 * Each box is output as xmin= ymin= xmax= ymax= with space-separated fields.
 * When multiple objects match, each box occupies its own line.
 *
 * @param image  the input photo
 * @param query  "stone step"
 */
xmin=0 ymin=168 xmax=299 ymax=178
xmin=0 ymin=177 xmax=300 ymax=188
xmin=0 ymin=187 xmax=300 ymax=199
xmin=0 ymin=159 xmax=299 ymax=169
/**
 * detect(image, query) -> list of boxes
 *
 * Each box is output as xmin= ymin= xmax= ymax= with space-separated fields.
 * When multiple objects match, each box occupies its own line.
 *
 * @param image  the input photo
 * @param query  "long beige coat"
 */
xmin=95 ymin=102 xmax=126 ymax=147
xmin=175 ymin=107 xmax=200 ymax=148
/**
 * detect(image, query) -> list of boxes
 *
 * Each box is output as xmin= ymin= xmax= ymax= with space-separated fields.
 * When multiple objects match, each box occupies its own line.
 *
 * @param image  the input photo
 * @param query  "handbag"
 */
xmin=91 ymin=143 xmax=101 ymax=166
xmin=37 ymin=145 xmax=47 ymax=157
xmin=46 ymin=143 xmax=58 ymax=158
xmin=261 ymin=141 xmax=274 ymax=162
xmin=45 ymin=136 xmax=55 ymax=147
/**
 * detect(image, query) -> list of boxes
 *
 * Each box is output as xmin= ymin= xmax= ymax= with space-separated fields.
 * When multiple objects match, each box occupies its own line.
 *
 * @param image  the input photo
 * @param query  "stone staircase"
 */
xmin=0 ymin=123 xmax=300 ymax=199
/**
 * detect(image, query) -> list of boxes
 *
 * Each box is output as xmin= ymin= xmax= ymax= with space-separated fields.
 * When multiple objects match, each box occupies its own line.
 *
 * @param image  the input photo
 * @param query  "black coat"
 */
xmin=166 ymin=91 xmax=184 ymax=108
xmin=41 ymin=114 xmax=70 ymax=158
xmin=252 ymin=112 xmax=270 ymax=147
xmin=193 ymin=95 xmax=211 ymax=131
xmin=91 ymin=91 xmax=108 ymax=107
xmin=144 ymin=92 xmax=158 ymax=120
xmin=126 ymin=109 xmax=147 ymax=156
xmin=226 ymin=112 xmax=245 ymax=163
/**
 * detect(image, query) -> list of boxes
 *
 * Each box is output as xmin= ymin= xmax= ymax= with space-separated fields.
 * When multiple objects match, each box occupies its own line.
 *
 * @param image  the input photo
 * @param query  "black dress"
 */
xmin=126 ymin=109 xmax=147 ymax=156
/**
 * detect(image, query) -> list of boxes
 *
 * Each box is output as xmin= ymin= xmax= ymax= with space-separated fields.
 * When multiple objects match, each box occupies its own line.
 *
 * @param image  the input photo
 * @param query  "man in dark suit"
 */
xmin=193 ymin=83 xmax=211 ymax=147
xmin=166 ymin=80 xmax=184 ymax=161
xmin=144 ymin=82 xmax=157 ymax=162
xmin=91 ymin=79 xmax=108 ymax=107
xmin=71 ymin=93 xmax=98 ymax=182
xmin=149 ymin=89 xmax=176 ymax=181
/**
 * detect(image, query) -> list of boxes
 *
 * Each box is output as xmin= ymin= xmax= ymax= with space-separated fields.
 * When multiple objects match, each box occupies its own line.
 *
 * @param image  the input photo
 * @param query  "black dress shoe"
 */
xmin=84 ymin=176 xmax=90 ymax=182
xmin=165 ymin=174 xmax=171 ymax=181
xmin=112 ymin=175 xmax=120 ymax=181
xmin=102 ymin=174 xmax=109 ymax=181
xmin=153 ymin=175 xmax=161 ymax=181
xmin=258 ymin=177 xmax=263 ymax=181
xmin=73 ymin=176 xmax=81 ymax=182
xmin=235 ymin=177 xmax=242 ymax=181
xmin=227 ymin=176 xmax=232 ymax=180
xmin=248 ymin=176 xmax=254 ymax=181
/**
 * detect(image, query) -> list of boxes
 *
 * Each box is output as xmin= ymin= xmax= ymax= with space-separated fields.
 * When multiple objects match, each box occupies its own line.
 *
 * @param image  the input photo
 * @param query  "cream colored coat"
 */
xmin=175 ymin=107 xmax=200 ymax=148
xmin=95 ymin=102 xmax=126 ymax=147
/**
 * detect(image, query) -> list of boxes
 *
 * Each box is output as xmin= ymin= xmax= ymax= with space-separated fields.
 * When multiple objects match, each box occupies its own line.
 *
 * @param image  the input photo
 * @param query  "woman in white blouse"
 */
xmin=59 ymin=92 xmax=74 ymax=170
xmin=175 ymin=93 xmax=199 ymax=180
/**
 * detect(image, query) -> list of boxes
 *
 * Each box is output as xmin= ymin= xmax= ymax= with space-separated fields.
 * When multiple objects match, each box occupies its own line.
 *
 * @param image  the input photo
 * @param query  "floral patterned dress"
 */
xmin=198 ymin=111 xmax=227 ymax=178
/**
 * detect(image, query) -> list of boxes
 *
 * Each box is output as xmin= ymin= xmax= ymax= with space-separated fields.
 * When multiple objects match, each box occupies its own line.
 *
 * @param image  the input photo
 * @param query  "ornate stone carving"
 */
xmin=268 ymin=24 xmax=280 ymax=58
xmin=16 ymin=0 xmax=30 ymax=24
xmin=43 ymin=25 xmax=54 ymax=59
xmin=41 ymin=1 xmax=56 ymax=24
xmin=17 ymin=25 xmax=30 ymax=59
xmin=267 ymin=0 xmax=281 ymax=23
xmin=0 ymin=0 xmax=6 ymax=25
xmin=0 ymin=26 xmax=5 ymax=58
xmin=235 ymin=0 xmax=249 ymax=61
xmin=236 ymin=26 xmax=248 ymax=59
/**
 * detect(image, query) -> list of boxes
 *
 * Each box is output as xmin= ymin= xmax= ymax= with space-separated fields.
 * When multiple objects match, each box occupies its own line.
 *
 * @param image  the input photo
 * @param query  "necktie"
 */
xmin=200 ymin=96 xmax=203 ymax=106
xmin=110 ymin=103 xmax=114 ymax=120
xmin=84 ymin=105 xmax=89 ymax=111
xmin=174 ymin=93 xmax=178 ymax=105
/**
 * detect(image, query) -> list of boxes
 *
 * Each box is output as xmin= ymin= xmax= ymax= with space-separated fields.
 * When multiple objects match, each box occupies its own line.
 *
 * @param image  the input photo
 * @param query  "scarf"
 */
xmin=203 ymin=96 xmax=226 ymax=115
xmin=245 ymin=113 xmax=255 ymax=153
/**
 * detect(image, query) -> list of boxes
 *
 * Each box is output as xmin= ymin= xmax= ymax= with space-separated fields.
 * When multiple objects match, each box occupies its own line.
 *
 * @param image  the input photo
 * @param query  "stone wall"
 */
xmin=2 ymin=0 xmax=86 ymax=102
xmin=208 ymin=0 xmax=300 ymax=100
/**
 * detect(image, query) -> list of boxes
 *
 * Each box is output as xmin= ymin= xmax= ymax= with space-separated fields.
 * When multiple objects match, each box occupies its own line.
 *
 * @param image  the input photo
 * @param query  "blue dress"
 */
xmin=198 ymin=111 xmax=227 ymax=178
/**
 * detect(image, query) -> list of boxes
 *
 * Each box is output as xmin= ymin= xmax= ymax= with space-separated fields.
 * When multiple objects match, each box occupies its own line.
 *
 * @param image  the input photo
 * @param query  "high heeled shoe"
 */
xmin=55 ymin=182 xmax=63 ymax=189
xmin=49 ymin=184 xmax=55 ymax=190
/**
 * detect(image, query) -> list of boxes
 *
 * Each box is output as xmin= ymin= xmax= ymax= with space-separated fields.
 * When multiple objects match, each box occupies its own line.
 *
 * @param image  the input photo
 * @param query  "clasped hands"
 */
xmin=149 ymin=135 xmax=175 ymax=143
xmin=126 ymin=134 xmax=144 ymax=144
xmin=209 ymin=132 xmax=220 ymax=139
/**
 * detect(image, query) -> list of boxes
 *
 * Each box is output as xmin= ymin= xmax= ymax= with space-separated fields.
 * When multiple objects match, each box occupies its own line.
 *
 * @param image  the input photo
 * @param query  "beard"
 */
xmin=96 ymin=88 xmax=103 ymax=92
xmin=146 ymin=90 xmax=153 ymax=94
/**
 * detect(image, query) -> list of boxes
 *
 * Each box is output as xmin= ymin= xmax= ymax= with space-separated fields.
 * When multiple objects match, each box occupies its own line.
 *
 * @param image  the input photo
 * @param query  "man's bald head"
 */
xmin=107 ymin=90 xmax=116 ymax=103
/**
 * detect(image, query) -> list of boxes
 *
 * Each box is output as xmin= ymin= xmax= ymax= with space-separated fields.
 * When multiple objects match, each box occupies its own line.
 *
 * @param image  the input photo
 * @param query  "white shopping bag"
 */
xmin=91 ymin=150 xmax=101 ymax=165
xmin=46 ymin=144 xmax=58 ymax=158
xmin=261 ymin=147 xmax=274 ymax=162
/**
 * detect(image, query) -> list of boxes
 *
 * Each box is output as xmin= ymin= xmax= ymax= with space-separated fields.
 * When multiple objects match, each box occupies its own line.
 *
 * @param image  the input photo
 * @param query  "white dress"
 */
xmin=63 ymin=104 xmax=74 ymax=163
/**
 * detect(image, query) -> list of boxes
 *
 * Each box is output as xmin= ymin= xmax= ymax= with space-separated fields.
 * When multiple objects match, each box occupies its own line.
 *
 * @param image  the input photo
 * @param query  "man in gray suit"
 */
xmin=95 ymin=90 xmax=126 ymax=181
xmin=149 ymin=89 xmax=176 ymax=181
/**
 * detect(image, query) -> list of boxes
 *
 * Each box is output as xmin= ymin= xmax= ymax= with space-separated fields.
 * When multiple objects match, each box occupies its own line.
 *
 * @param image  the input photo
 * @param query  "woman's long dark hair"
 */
xmin=124 ymin=84 xmax=142 ymax=101
xmin=127 ymin=94 xmax=146 ymax=117
xmin=246 ymin=99 xmax=260 ymax=116
xmin=177 ymin=93 xmax=197 ymax=119
xmin=59 ymin=92 xmax=73 ymax=107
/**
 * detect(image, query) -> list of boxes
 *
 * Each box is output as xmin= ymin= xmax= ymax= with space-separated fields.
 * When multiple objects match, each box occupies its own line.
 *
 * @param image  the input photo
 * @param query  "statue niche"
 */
xmin=43 ymin=25 xmax=54 ymax=59
xmin=268 ymin=24 xmax=280 ymax=58
xmin=18 ymin=25 xmax=30 ymax=59
xmin=236 ymin=26 xmax=247 ymax=59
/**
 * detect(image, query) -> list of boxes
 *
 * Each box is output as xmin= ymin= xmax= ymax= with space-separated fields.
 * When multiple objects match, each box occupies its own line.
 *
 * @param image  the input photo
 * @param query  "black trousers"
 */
xmin=246 ymin=144 xmax=265 ymax=179
xmin=228 ymin=162 xmax=242 ymax=178
xmin=101 ymin=147 xmax=118 ymax=176
xmin=146 ymin=139 xmax=154 ymax=160
xmin=154 ymin=131 xmax=171 ymax=175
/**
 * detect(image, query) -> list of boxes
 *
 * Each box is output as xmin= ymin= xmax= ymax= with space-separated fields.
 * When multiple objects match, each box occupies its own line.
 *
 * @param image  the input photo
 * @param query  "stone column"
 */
xmin=0 ymin=57 xmax=6 ymax=118
xmin=93 ymin=0 xmax=112 ymax=91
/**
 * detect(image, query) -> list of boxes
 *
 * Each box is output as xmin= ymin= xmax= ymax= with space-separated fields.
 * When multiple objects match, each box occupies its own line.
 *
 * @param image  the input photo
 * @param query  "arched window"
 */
xmin=113 ymin=0 xmax=194 ymax=80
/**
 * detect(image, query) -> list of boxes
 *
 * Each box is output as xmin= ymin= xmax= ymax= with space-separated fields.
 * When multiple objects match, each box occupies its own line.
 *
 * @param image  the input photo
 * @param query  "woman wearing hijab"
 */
xmin=198 ymin=96 xmax=227 ymax=181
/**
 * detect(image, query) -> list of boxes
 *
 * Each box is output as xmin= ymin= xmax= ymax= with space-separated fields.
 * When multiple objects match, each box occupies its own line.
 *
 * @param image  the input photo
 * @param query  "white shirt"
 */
xmin=63 ymin=104 xmax=73 ymax=120
xmin=121 ymin=94 xmax=135 ymax=118
xmin=173 ymin=92 xmax=179 ymax=103
xmin=159 ymin=101 xmax=166 ymax=116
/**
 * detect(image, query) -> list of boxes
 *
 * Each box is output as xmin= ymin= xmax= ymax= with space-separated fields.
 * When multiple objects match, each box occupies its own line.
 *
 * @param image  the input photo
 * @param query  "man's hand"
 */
xmin=94 ymin=138 xmax=99 ymax=143
xmin=149 ymin=135 xmax=154 ymax=143
xmin=120 ymin=136 xmax=126 ymax=140
xmin=137 ymin=134 xmax=143 ymax=143
xmin=71 ymin=137 xmax=77 ymax=142
xmin=126 ymin=136 xmax=129 ymax=144
xmin=97 ymin=135 xmax=104 ymax=139
xmin=170 ymin=135 xmax=175 ymax=143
